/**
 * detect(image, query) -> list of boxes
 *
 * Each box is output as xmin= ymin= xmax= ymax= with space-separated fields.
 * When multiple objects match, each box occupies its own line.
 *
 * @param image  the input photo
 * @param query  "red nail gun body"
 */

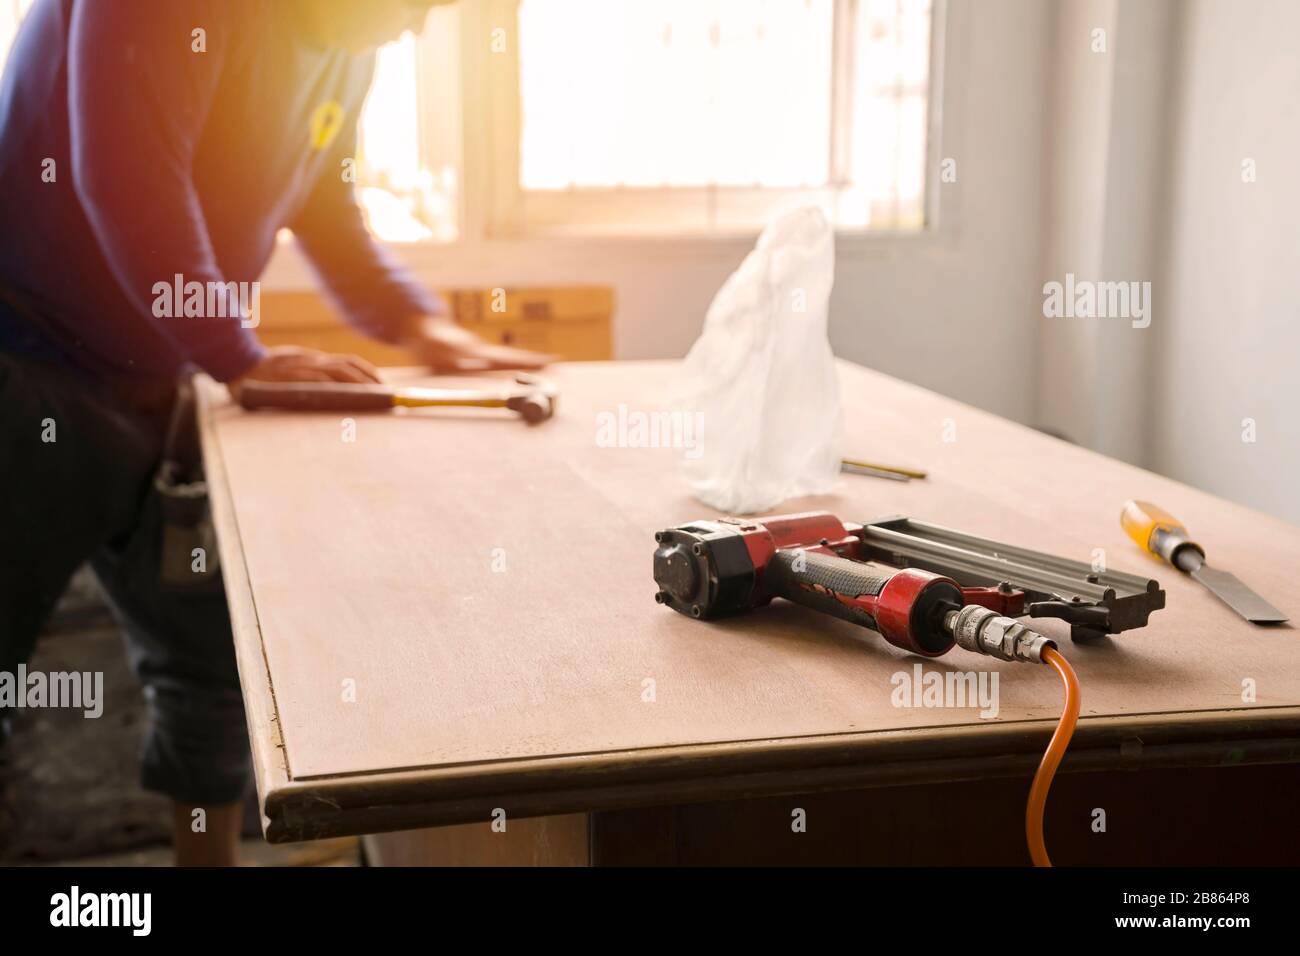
xmin=653 ymin=512 xmax=1032 ymax=660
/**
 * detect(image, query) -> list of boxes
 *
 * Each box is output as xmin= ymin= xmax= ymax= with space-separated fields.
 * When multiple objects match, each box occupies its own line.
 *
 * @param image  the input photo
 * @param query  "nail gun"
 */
xmin=653 ymin=511 xmax=1165 ymax=663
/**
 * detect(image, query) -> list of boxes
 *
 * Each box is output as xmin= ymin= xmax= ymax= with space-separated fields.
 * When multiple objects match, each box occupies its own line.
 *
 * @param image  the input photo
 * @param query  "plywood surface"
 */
xmin=198 ymin=361 xmax=1299 ymax=825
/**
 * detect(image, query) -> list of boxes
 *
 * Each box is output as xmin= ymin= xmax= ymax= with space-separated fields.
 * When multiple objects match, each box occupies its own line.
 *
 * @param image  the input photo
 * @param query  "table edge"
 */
xmin=262 ymin=706 xmax=1300 ymax=842
xmin=197 ymin=376 xmax=293 ymax=832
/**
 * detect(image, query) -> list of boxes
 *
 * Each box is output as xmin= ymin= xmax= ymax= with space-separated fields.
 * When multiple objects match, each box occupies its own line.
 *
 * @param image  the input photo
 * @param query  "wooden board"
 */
xmin=255 ymin=287 xmax=614 ymax=365
xmin=197 ymin=361 xmax=1300 ymax=841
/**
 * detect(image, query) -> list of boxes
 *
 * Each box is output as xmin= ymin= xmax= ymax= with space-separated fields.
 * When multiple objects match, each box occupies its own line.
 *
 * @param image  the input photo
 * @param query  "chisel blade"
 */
xmin=1190 ymin=565 xmax=1289 ymax=623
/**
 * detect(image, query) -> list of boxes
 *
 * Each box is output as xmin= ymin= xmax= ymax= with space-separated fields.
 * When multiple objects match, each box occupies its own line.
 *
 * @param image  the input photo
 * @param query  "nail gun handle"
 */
xmin=765 ymin=548 xmax=894 ymax=632
xmin=237 ymin=382 xmax=396 ymax=413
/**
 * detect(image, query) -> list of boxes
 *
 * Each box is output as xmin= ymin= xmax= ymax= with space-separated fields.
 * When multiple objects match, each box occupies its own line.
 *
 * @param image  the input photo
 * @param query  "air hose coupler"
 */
xmin=944 ymin=605 xmax=1055 ymax=664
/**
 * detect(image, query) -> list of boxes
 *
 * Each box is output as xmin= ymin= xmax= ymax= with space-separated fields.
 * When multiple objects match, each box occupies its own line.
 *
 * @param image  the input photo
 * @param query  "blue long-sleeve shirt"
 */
xmin=0 ymin=0 xmax=441 ymax=384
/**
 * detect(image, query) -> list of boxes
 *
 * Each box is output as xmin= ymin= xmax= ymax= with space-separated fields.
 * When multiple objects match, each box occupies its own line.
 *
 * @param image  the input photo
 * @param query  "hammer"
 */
xmin=237 ymin=373 xmax=558 ymax=425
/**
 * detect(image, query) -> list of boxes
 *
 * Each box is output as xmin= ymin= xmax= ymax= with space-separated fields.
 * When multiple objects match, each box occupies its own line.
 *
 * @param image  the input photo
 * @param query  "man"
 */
xmin=0 ymin=0 xmax=546 ymax=864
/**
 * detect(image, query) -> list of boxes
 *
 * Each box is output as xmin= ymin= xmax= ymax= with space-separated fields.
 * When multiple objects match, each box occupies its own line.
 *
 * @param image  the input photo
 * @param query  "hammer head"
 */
xmin=505 ymin=374 xmax=558 ymax=424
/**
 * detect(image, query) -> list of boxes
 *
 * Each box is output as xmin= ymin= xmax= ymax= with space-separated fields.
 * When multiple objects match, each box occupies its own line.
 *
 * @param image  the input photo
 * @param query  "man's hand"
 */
xmin=402 ymin=315 xmax=556 ymax=374
xmin=228 ymin=346 xmax=381 ymax=401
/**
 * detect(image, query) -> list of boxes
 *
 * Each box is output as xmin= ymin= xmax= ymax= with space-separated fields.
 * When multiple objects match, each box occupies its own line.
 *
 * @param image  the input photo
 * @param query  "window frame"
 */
xmin=446 ymin=0 xmax=949 ymax=243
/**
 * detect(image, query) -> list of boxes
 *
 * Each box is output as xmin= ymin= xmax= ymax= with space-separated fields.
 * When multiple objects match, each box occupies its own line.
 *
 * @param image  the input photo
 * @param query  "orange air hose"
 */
xmin=1026 ymin=646 xmax=1080 ymax=867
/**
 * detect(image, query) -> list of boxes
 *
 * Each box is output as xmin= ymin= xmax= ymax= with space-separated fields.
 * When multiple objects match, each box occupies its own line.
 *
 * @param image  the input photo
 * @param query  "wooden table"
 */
xmin=198 ymin=361 xmax=1300 ymax=864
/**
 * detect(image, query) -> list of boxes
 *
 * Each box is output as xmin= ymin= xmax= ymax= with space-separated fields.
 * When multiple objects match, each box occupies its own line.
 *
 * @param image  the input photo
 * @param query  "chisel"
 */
xmin=1120 ymin=499 xmax=1287 ymax=624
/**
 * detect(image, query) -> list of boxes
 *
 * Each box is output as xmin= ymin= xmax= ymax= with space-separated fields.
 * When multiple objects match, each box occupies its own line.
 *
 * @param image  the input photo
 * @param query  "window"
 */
xmin=365 ymin=0 xmax=938 ymax=241
xmin=502 ymin=0 xmax=935 ymax=235
xmin=517 ymin=1 xmax=839 ymax=191
xmin=357 ymin=8 xmax=466 ymax=244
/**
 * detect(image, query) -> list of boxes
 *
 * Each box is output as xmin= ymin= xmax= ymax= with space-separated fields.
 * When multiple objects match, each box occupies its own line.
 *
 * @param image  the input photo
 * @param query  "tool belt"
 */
xmin=154 ymin=376 xmax=220 ymax=587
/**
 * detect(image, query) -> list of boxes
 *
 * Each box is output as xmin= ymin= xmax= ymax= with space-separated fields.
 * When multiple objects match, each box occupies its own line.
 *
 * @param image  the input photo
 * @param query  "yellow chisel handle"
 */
xmin=1120 ymin=500 xmax=1206 ymax=569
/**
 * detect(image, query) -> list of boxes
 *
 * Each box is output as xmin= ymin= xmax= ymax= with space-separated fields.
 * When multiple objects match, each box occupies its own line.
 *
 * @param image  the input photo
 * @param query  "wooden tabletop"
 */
xmin=197 ymin=361 xmax=1300 ymax=841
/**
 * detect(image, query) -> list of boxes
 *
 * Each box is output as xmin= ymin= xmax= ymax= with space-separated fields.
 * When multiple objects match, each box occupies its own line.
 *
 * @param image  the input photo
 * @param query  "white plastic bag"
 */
xmin=674 ymin=206 xmax=841 ymax=514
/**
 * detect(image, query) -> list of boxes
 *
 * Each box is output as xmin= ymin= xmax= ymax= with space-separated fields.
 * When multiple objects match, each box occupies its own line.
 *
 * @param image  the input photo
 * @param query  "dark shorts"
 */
xmin=0 ymin=353 xmax=251 ymax=805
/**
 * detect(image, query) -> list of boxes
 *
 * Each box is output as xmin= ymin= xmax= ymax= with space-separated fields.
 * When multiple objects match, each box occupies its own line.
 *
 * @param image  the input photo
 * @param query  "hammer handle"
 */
xmin=237 ymin=382 xmax=396 ymax=413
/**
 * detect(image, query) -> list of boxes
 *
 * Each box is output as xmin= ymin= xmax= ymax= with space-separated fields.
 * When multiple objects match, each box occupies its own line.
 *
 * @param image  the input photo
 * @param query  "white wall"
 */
xmin=1150 ymin=0 xmax=1300 ymax=523
xmin=827 ymin=0 xmax=1055 ymax=424
xmin=1035 ymin=0 xmax=1178 ymax=463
